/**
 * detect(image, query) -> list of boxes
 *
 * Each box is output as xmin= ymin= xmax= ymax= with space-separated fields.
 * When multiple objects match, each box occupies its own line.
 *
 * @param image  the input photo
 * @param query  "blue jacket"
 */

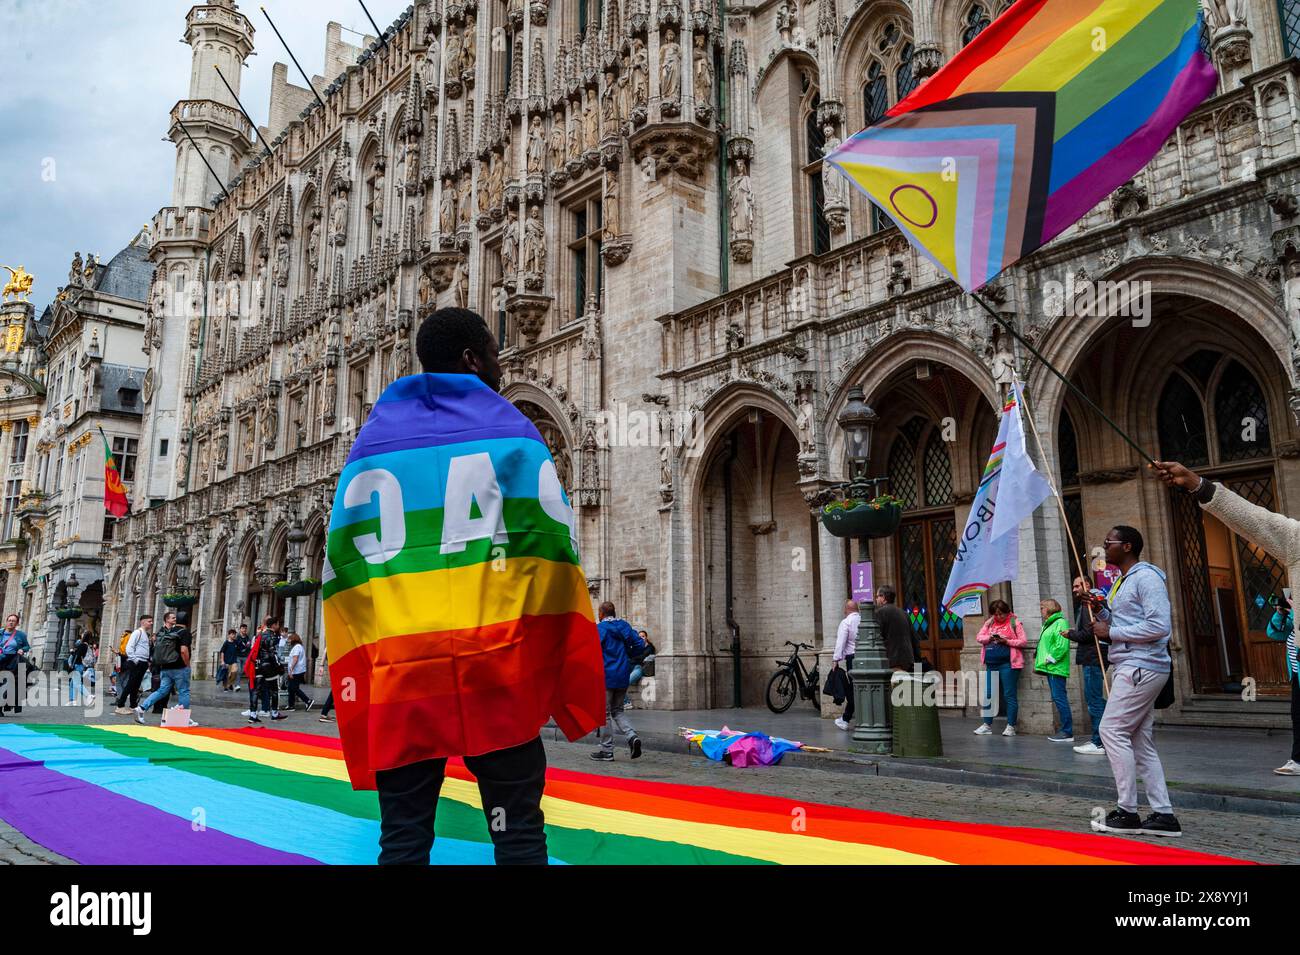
xmin=598 ymin=618 xmax=646 ymax=690
xmin=1104 ymin=561 xmax=1171 ymax=673
xmin=0 ymin=628 xmax=30 ymax=662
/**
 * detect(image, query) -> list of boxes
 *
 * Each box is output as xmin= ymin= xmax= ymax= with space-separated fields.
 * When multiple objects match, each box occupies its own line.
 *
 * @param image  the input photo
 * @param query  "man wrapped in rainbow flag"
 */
xmin=323 ymin=308 xmax=605 ymax=864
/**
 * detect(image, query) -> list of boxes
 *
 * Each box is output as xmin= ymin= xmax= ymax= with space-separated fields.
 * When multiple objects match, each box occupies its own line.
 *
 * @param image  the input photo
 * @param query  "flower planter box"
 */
xmin=272 ymin=578 xmax=321 ymax=599
xmin=55 ymin=607 xmax=84 ymax=620
xmin=162 ymin=594 xmax=198 ymax=609
xmin=820 ymin=500 xmax=903 ymax=540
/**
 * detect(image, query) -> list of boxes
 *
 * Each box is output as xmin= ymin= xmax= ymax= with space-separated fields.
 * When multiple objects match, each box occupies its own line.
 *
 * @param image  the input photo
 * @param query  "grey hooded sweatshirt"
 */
xmin=1104 ymin=561 xmax=1172 ymax=673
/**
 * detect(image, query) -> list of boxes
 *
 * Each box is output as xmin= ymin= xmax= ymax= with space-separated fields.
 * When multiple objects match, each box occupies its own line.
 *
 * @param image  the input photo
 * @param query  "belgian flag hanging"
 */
xmin=100 ymin=428 xmax=129 ymax=518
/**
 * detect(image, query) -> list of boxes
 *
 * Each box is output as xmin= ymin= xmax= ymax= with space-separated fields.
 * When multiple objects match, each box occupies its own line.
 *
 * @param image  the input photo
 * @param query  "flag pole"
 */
xmin=971 ymin=293 xmax=1156 ymax=467
xmin=1014 ymin=380 xmax=1110 ymax=693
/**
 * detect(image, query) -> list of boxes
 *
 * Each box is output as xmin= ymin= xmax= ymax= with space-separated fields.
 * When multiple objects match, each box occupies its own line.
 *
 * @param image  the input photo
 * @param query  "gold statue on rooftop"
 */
xmin=1 ymin=265 xmax=34 ymax=302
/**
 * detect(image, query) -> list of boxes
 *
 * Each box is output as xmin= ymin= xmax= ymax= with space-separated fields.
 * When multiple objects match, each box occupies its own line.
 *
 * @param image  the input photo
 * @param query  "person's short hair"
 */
xmin=163 ymin=610 xmax=177 ymax=621
xmin=598 ymin=601 xmax=616 ymax=618
xmin=239 ymin=622 xmax=249 ymax=629
xmin=416 ymin=307 xmax=494 ymax=373
xmin=1042 ymin=598 xmax=1062 ymax=615
xmin=139 ymin=614 xmax=153 ymax=623
xmin=989 ymin=599 xmax=1011 ymax=615
xmin=227 ymin=629 xmax=237 ymax=636
xmin=877 ymin=586 xmax=897 ymax=604
xmin=174 ymin=610 xmax=189 ymax=626
xmin=1111 ymin=524 xmax=1144 ymax=560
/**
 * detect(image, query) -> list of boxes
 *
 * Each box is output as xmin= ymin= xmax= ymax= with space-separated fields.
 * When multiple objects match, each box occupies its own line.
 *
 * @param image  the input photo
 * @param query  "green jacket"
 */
xmin=1034 ymin=612 xmax=1071 ymax=677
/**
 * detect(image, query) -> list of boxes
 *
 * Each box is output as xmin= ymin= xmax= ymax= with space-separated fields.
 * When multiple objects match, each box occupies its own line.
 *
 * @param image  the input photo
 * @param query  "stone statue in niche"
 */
xmin=330 ymin=194 xmax=348 ymax=242
xmin=660 ymin=30 xmax=682 ymax=103
xmin=477 ymin=161 xmax=492 ymax=216
xmin=631 ymin=40 xmax=650 ymax=108
xmin=423 ymin=41 xmax=440 ymax=89
xmin=273 ymin=239 xmax=290 ymax=287
xmin=730 ymin=159 xmax=754 ymax=235
xmin=445 ymin=26 xmax=462 ymax=80
xmin=548 ymin=120 xmax=566 ymax=170
xmin=603 ymin=169 xmax=621 ymax=238
xmin=693 ymin=33 xmax=713 ymax=106
xmin=583 ymin=88 xmax=600 ymax=149
xmin=528 ymin=115 xmax=546 ymax=173
xmin=601 ymin=71 xmax=618 ymax=132
xmin=821 ymin=124 xmax=847 ymax=206
xmin=462 ymin=16 xmax=477 ymax=75
xmin=522 ymin=206 xmax=546 ymax=274
xmin=440 ymin=179 xmax=456 ymax=234
xmin=567 ymin=111 xmax=580 ymax=160
xmin=502 ymin=209 xmax=519 ymax=277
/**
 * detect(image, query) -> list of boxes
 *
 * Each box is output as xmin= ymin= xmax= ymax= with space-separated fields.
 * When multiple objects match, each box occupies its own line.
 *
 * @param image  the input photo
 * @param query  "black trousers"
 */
xmin=842 ymin=655 xmax=855 ymax=722
xmin=375 ymin=736 xmax=549 ymax=865
xmin=286 ymin=674 xmax=312 ymax=708
xmin=115 ymin=660 xmax=149 ymax=709
xmin=1291 ymin=672 xmax=1299 ymax=763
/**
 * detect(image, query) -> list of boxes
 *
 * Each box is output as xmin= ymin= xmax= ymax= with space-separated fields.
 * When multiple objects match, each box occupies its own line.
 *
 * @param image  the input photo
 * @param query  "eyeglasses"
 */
xmin=1102 ymin=538 xmax=1125 ymax=546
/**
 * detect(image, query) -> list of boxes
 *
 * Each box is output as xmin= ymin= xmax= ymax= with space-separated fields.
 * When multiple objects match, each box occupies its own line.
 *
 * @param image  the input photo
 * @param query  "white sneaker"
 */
xmin=132 ymin=706 xmax=145 ymax=725
xmin=1274 ymin=759 xmax=1300 ymax=776
xmin=1002 ymin=725 xmax=1017 ymax=737
xmin=834 ymin=718 xmax=850 ymax=730
xmin=1074 ymin=742 xmax=1106 ymax=755
xmin=240 ymin=709 xmax=255 ymax=717
xmin=187 ymin=719 xmax=200 ymax=727
xmin=973 ymin=724 xmax=992 ymax=735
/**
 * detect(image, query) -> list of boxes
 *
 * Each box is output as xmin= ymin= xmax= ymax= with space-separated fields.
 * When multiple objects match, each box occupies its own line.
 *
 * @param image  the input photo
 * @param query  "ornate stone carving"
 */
xmin=521 ymin=205 xmax=547 ymax=287
xmin=659 ymin=29 xmax=682 ymax=118
xmin=1111 ymin=179 xmax=1149 ymax=220
xmin=506 ymin=292 xmax=551 ymax=344
xmin=629 ymin=122 xmax=715 ymax=180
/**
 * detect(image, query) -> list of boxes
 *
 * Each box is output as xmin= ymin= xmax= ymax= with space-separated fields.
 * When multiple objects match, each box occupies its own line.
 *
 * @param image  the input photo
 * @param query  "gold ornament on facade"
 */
xmin=1 ymin=266 xmax=34 ymax=302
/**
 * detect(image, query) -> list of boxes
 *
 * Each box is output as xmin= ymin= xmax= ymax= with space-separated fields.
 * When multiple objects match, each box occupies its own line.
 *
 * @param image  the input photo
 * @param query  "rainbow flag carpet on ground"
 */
xmin=0 ymin=724 xmax=1249 ymax=865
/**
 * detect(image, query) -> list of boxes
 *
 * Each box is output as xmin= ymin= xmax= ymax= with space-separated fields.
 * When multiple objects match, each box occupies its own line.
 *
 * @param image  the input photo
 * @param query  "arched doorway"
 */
xmin=866 ymin=363 xmax=999 ymax=672
xmin=696 ymin=407 xmax=814 ymax=707
xmin=1053 ymin=292 xmax=1296 ymax=700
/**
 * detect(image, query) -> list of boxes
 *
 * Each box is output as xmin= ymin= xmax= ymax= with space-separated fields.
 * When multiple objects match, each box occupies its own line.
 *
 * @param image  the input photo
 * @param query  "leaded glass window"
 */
xmin=962 ymin=4 xmax=992 ymax=46
xmin=805 ymin=93 xmax=829 ymax=255
xmin=863 ymin=62 xmax=887 ymax=127
xmin=899 ymin=523 xmax=928 ymax=638
xmin=1282 ymin=0 xmax=1300 ymax=58
xmin=1227 ymin=475 xmax=1289 ymax=630
xmin=931 ymin=518 xmax=963 ymax=635
xmin=896 ymin=42 xmax=919 ymax=101
xmin=1058 ymin=413 xmax=1080 ymax=487
xmin=1215 ymin=360 xmax=1271 ymax=462
xmin=923 ymin=430 xmax=954 ymax=506
xmin=1157 ymin=373 xmax=1210 ymax=467
xmin=887 ymin=417 xmax=926 ymax=509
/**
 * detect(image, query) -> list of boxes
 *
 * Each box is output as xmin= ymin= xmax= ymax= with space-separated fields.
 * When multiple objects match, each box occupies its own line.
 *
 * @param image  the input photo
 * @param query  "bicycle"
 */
xmin=765 ymin=640 xmax=821 ymax=714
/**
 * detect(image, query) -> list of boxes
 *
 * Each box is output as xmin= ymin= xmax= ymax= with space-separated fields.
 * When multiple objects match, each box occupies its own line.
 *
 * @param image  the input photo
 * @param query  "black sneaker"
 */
xmin=590 ymin=750 xmax=614 ymax=761
xmin=1139 ymin=812 xmax=1182 ymax=837
xmin=629 ymin=736 xmax=642 ymax=760
xmin=305 ymin=698 xmax=315 ymax=711
xmin=248 ymin=716 xmax=262 ymax=724
xmin=1091 ymin=807 xmax=1142 ymax=834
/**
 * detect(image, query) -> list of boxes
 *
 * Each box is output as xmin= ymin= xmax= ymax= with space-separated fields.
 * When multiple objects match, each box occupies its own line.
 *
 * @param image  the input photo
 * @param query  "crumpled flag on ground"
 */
xmin=682 ymin=727 xmax=804 ymax=767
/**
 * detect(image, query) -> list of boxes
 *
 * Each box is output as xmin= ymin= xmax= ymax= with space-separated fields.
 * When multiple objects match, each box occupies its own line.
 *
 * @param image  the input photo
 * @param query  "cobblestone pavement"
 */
xmin=2 ymin=701 xmax=1296 ymax=864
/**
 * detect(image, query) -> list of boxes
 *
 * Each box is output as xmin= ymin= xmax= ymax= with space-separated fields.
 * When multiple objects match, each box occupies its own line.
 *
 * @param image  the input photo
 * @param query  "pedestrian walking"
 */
xmin=592 ymin=602 xmax=646 ymax=761
xmin=67 ymin=631 xmax=94 ymax=705
xmin=1034 ymin=598 xmax=1073 ymax=742
xmin=625 ymin=630 xmax=656 ymax=710
xmin=234 ymin=622 xmax=251 ymax=692
xmin=112 ymin=628 xmax=130 ymax=697
xmin=1155 ymin=460 xmax=1300 ymax=777
xmin=134 ymin=611 xmax=198 ymax=726
xmin=1086 ymin=524 xmax=1181 ymax=837
xmin=0 ymin=614 xmax=30 ymax=715
xmin=1065 ymin=581 xmax=1109 ymax=756
xmin=114 ymin=615 xmax=153 ymax=713
xmin=246 ymin=624 xmax=285 ymax=723
xmin=974 ymin=599 xmax=1027 ymax=736
xmin=284 ymin=633 xmax=314 ymax=711
xmin=318 ymin=691 xmax=335 ymax=723
xmin=218 ymin=629 xmax=241 ymax=691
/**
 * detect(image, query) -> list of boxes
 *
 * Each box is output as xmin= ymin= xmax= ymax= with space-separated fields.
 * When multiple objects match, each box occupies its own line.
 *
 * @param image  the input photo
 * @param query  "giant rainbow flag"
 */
xmin=826 ymin=0 xmax=1217 ymax=292
xmin=0 ymin=724 xmax=1251 ymax=864
xmin=322 ymin=373 xmax=605 ymax=788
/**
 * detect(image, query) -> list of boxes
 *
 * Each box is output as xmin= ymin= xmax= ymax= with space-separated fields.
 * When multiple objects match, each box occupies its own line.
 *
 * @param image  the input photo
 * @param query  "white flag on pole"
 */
xmin=942 ymin=383 xmax=1052 ymax=616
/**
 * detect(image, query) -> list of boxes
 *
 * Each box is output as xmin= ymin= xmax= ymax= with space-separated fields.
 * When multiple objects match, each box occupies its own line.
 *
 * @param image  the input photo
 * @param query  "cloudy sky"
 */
xmin=0 ymin=0 xmax=407 ymax=315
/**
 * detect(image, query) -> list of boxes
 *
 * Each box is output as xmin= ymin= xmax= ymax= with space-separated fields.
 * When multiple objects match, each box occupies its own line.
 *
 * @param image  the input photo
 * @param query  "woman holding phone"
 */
xmin=974 ymin=599 xmax=1028 ymax=737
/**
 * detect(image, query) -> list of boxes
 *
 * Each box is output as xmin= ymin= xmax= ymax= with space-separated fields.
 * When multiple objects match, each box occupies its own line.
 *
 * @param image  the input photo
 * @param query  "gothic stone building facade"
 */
xmin=104 ymin=0 xmax=1300 ymax=730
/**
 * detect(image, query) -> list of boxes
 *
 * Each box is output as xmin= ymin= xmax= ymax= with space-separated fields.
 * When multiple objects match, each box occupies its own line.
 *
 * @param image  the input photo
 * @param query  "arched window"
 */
xmin=854 ymin=18 xmax=918 ymax=233
xmin=1157 ymin=373 xmax=1210 ymax=467
xmin=1058 ymin=412 xmax=1080 ymax=487
xmin=886 ymin=416 xmax=927 ymax=509
xmin=862 ymin=60 xmax=887 ymax=126
xmin=961 ymin=3 xmax=992 ymax=46
xmin=803 ymin=88 xmax=830 ymax=255
xmin=1281 ymin=0 xmax=1300 ymax=58
xmin=1214 ymin=360 xmax=1271 ymax=462
xmin=895 ymin=42 xmax=918 ymax=101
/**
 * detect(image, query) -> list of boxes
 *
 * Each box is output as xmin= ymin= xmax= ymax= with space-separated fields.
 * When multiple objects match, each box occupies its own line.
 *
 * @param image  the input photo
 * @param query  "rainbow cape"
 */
xmin=826 ymin=0 xmax=1217 ymax=292
xmin=323 ymin=373 xmax=605 ymax=788
xmin=0 ymin=725 xmax=1251 ymax=865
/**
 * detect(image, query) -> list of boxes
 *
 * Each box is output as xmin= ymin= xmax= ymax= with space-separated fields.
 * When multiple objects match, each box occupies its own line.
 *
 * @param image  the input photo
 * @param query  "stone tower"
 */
xmin=170 ymin=0 xmax=256 ymax=208
xmin=137 ymin=1 xmax=255 ymax=509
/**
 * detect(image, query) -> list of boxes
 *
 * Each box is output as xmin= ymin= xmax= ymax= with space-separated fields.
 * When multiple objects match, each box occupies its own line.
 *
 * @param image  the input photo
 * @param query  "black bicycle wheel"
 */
xmin=766 ymin=668 xmax=797 ymax=713
xmin=807 ymin=671 xmax=821 ymax=710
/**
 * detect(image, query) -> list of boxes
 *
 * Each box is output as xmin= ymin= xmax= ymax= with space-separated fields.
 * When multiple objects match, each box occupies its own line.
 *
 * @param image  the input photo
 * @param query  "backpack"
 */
xmin=153 ymin=630 xmax=183 ymax=669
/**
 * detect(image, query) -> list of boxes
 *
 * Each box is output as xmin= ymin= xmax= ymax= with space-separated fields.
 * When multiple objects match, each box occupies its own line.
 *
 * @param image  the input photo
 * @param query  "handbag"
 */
xmin=1155 ymin=648 xmax=1176 ymax=709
